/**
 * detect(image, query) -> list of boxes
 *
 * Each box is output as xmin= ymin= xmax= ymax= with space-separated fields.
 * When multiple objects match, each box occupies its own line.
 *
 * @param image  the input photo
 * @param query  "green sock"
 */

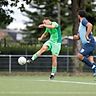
xmin=51 ymin=66 xmax=57 ymax=75
xmin=31 ymin=53 xmax=38 ymax=61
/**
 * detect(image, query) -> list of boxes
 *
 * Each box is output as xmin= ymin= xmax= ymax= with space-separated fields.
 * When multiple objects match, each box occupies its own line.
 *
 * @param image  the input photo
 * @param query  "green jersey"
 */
xmin=44 ymin=22 xmax=62 ymax=43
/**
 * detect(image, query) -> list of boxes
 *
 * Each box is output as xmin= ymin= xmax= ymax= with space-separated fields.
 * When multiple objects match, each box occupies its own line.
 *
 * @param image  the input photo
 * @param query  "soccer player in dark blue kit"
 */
xmin=73 ymin=10 xmax=96 ymax=76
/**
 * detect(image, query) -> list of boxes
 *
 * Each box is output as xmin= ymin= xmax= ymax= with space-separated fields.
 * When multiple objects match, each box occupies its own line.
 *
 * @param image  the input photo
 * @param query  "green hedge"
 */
xmin=0 ymin=44 xmax=73 ymax=55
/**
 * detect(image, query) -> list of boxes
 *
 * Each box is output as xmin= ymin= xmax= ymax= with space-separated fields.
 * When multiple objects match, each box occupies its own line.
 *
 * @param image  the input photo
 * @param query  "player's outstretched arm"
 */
xmin=38 ymin=24 xmax=45 ymax=28
xmin=38 ymin=23 xmax=55 ymax=29
xmin=73 ymin=34 xmax=80 ymax=40
xmin=38 ymin=32 xmax=48 ymax=41
xmin=43 ymin=24 xmax=55 ymax=29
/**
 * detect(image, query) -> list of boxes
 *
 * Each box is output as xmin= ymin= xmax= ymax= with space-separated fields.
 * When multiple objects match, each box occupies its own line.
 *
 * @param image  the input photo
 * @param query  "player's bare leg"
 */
xmin=50 ymin=55 xmax=57 ymax=79
xmin=88 ymin=56 xmax=94 ymax=63
xmin=77 ymin=53 xmax=96 ymax=76
xmin=27 ymin=45 xmax=48 ymax=63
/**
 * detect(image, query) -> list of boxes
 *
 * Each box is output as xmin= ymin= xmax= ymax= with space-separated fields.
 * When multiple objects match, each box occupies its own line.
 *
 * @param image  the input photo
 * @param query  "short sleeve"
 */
xmin=52 ymin=22 xmax=59 ymax=28
xmin=82 ymin=18 xmax=88 ymax=26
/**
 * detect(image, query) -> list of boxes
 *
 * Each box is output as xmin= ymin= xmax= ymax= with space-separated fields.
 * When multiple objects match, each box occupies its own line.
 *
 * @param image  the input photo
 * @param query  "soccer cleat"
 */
xmin=93 ymin=67 xmax=96 ymax=77
xmin=92 ymin=65 xmax=96 ymax=77
xmin=93 ymin=73 xmax=96 ymax=77
xmin=50 ymin=75 xmax=55 ymax=80
xmin=26 ymin=59 xmax=33 ymax=64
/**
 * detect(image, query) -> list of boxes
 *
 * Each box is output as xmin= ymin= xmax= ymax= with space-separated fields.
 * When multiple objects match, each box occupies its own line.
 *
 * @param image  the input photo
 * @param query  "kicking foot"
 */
xmin=26 ymin=59 xmax=33 ymax=64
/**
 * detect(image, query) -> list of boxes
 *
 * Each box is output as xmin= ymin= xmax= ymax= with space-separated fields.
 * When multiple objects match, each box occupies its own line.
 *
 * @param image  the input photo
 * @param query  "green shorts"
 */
xmin=43 ymin=40 xmax=61 ymax=56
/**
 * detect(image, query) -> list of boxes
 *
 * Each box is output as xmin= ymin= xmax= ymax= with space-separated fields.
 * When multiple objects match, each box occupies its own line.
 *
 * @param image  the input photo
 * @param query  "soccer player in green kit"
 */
xmin=27 ymin=17 xmax=62 ymax=79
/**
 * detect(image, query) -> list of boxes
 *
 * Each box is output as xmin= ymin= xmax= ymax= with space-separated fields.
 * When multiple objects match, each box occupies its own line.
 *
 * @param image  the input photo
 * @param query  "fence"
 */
xmin=0 ymin=55 xmax=95 ymax=73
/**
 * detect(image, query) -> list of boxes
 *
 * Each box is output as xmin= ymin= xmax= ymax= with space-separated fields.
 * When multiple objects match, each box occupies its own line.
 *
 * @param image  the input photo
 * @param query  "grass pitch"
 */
xmin=0 ymin=73 xmax=96 ymax=96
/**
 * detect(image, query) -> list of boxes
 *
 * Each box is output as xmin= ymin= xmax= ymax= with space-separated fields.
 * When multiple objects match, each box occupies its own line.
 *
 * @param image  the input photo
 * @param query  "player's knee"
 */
xmin=41 ymin=46 xmax=47 ymax=52
xmin=52 ymin=55 xmax=57 ymax=59
xmin=77 ymin=53 xmax=84 ymax=61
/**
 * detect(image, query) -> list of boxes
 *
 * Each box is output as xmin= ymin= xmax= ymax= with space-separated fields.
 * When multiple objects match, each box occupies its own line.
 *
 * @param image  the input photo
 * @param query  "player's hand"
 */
xmin=38 ymin=37 xmax=42 ymax=41
xmin=85 ymin=34 xmax=90 ymax=41
xmin=38 ymin=24 xmax=45 ymax=28
xmin=73 ymin=35 xmax=80 ymax=40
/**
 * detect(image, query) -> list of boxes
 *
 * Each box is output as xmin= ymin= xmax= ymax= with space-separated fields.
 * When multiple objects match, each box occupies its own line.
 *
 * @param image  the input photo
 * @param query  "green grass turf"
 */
xmin=0 ymin=74 xmax=96 ymax=96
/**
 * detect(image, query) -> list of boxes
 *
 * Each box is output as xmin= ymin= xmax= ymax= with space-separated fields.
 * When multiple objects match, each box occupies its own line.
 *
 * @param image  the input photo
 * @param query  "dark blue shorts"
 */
xmin=80 ymin=43 xmax=95 ymax=57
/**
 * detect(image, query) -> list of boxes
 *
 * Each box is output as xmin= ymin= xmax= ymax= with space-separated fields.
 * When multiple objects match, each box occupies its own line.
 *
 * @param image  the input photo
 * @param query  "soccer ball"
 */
xmin=18 ymin=56 xmax=26 ymax=65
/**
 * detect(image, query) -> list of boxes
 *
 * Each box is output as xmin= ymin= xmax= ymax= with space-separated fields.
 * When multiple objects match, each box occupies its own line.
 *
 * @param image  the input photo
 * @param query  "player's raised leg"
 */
xmin=27 ymin=45 xmax=48 ymax=63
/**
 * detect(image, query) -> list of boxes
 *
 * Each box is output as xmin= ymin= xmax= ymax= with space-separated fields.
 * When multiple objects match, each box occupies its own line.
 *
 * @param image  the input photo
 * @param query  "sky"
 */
xmin=7 ymin=9 xmax=29 ymax=30
xmin=3 ymin=0 xmax=31 ymax=30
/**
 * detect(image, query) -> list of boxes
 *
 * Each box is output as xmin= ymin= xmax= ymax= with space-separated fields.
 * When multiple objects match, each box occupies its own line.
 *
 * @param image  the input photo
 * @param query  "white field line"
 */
xmin=36 ymin=80 xmax=96 ymax=85
xmin=0 ymin=91 xmax=96 ymax=95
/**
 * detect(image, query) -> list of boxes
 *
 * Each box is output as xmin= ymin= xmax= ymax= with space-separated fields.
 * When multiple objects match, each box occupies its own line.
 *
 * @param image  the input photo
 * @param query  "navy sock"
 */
xmin=92 ymin=63 xmax=96 ymax=65
xmin=82 ymin=57 xmax=93 ymax=67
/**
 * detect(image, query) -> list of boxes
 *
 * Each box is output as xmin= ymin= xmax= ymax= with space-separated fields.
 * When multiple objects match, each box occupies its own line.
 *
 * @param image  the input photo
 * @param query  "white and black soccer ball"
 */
xmin=18 ymin=56 xmax=26 ymax=65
